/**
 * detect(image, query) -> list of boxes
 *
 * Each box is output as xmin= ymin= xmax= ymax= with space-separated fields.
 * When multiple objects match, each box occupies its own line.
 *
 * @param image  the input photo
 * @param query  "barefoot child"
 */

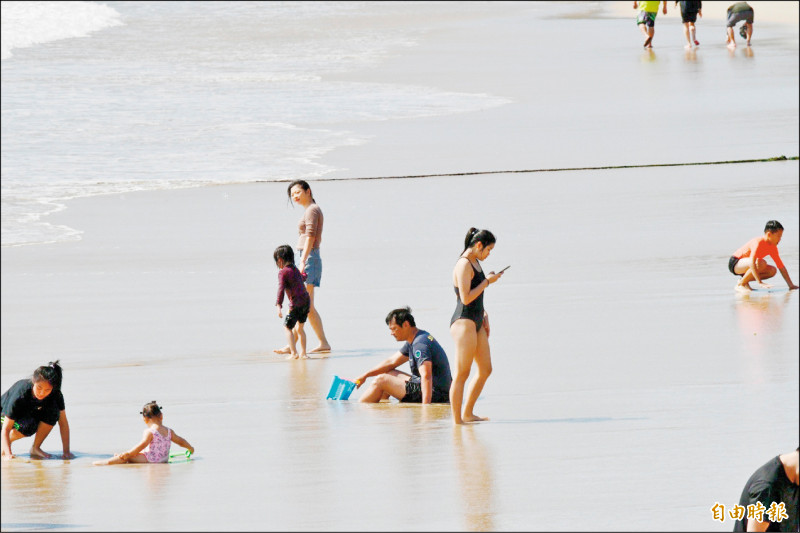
xmin=729 ymin=220 xmax=798 ymax=292
xmin=93 ymin=401 xmax=194 ymax=465
xmin=272 ymin=244 xmax=311 ymax=359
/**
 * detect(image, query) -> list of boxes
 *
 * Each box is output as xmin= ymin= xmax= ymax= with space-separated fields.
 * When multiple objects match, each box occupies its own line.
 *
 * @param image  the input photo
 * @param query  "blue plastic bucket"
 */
xmin=326 ymin=375 xmax=356 ymax=400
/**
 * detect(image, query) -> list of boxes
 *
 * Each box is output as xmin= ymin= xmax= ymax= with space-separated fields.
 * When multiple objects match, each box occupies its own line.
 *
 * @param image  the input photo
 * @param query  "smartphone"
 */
xmin=498 ymin=265 xmax=511 ymax=274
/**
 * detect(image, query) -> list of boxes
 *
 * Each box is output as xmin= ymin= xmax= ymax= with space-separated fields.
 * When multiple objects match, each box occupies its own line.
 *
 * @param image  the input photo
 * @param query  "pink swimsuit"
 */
xmin=142 ymin=427 xmax=172 ymax=463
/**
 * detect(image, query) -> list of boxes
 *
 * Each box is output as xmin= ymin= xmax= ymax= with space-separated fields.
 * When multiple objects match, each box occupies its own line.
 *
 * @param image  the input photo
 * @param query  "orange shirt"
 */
xmin=733 ymin=236 xmax=785 ymax=270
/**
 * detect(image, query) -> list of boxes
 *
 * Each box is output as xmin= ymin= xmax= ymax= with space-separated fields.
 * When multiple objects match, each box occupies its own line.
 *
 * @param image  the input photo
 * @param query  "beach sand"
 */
xmin=2 ymin=3 xmax=798 ymax=531
xmin=610 ymin=1 xmax=800 ymax=26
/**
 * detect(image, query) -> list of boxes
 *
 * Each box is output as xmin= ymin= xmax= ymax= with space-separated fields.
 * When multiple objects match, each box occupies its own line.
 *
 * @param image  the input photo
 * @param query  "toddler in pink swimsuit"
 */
xmin=93 ymin=401 xmax=194 ymax=466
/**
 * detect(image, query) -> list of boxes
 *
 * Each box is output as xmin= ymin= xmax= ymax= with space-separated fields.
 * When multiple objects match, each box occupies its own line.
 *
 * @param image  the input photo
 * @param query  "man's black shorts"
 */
xmin=284 ymin=302 xmax=310 ymax=329
xmin=400 ymin=380 xmax=450 ymax=403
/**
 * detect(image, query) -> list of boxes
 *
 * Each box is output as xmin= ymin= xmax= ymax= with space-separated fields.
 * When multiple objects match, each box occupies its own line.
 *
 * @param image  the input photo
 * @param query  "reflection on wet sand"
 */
xmin=453 ymin=427 xmax=494 ymax=532
xmin=641 ymin=48 xmax=656 ymax=62
xmin=728 ymin=45 xmax=755 ymax=59
xmin=733 ymin=291 xmax=792 ymax=383
xmin=287 ymin=357 xmax=326 ymax=400
xmin=144 ymin=463 xmax=172 ymax=500
xmin=1 ymin=460 xmax=70 ymax=520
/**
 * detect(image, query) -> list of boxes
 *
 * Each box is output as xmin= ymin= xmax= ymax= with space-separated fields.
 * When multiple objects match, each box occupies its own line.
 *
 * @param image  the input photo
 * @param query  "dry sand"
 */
xmin=610 ymin=1 xmax=799 ymax=26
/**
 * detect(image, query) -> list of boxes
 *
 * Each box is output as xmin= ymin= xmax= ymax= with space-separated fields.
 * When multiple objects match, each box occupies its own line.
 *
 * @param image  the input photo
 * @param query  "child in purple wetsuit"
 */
xmin=273 ymin=245 xmax=311 ymax=359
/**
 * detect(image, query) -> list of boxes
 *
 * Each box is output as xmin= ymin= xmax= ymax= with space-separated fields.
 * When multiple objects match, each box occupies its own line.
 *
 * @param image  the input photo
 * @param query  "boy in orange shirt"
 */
xmin=729 ymin=220 xmax=798 ymax=292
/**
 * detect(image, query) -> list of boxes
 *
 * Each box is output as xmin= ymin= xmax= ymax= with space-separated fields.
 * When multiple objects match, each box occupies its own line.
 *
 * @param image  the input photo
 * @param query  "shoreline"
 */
xmin=3 ymin=2 xmax=799 ymax=248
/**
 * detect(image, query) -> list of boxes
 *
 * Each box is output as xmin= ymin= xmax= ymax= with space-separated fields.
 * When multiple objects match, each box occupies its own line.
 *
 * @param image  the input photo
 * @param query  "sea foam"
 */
xmin=1 ymin=1 xmax=123 ymax=60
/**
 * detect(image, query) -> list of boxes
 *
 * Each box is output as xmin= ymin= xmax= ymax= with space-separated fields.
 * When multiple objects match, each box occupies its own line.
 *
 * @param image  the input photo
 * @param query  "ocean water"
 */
xmin=4 ymin=1 xmax=798 ymax=248
xmin=2 ymin=1 xmax=538 ymax=247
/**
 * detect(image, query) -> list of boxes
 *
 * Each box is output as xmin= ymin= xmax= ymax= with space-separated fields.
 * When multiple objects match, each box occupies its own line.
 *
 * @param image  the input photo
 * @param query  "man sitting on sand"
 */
xmin=729 ymin=220 xmax=798 ymax=292
xmin=353 ymin=307 xmax=452 ymax=404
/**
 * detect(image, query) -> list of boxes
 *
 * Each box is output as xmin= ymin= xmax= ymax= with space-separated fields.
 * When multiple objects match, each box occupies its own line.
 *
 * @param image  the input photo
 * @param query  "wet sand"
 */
xmin=2 ymin=161 xmax=798 ymax=531
xmin=2 ymin=2 xmax=798 ymax=531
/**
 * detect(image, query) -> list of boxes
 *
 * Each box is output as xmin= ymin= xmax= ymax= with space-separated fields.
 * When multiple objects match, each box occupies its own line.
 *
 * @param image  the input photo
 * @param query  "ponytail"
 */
xmin=462 ymin=227 xmax=496 ymax=253
xmin=32 ymin=360 xmax=63 ymax=390
xmin=140 ymin=401 xmax=163 ymax=418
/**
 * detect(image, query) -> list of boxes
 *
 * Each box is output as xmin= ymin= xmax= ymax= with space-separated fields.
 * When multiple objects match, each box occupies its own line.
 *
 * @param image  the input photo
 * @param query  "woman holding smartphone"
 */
xmin=449 ymin=227 xmax=504 ymax=425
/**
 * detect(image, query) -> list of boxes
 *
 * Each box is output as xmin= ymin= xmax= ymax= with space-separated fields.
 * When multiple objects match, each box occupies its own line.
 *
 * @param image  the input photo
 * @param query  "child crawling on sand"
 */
xmin=729 ymin=220 xmax=798 ymax=292
xmin=93 ymin=401 xmax=193 ymax=465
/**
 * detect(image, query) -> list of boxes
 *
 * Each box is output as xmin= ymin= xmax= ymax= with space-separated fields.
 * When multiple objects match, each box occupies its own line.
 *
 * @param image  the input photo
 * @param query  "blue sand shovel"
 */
xmin=168 ymin=450 xmax=192 ymax=463
xmin=326 ymin=375 xmax=361 ymax=400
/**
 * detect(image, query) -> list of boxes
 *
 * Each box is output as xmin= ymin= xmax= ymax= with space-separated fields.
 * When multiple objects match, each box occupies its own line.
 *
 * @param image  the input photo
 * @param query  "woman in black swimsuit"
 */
xmin=449 ymin=228 xmax=504 ymax=425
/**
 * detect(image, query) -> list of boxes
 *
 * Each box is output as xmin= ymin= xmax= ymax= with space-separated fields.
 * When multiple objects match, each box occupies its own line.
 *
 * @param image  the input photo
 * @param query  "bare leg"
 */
xmin=30 ymin=422 xmax=55 ymax=458
xmin=745 ymin=22 xmax=752 ymax=46
xmin=690 ymin=23 xmax=698 ymax=45
xmin=726 ymin=26 xmax=736 ymax=48
xmin=296 ymin=322 xmax=307 ymax=359
xmin=644 ymin=27 xmax=654 ymax=48
xmin=735 ymin=258 xmax=776 ymax=290
xmin=358 ymin=371 xmax=410 ymax=403
xmin=683 ymin=23 xmax=692 ymax=48
xmin=305 ymin=285 xmax=331 ymax=353
xmin=1 ymin=428 xmax=28 ymax=458
xmin=450 ymin=319 xmax=477 ymax=425
xmin=462 ymin=328 xmax=493 ymax=423
xmin=93 ymin=453 xmax=148 ymax=466
xmin=283 ymin=325 xmax=298 ymax=359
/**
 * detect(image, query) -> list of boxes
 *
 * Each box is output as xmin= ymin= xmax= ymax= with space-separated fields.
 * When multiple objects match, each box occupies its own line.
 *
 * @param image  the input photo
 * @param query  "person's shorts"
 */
xmin=400 ymin=380 xmax=450 ymax=404
xmin=284 ymin=302 xmax=310 ymax=329
xmin=298 ymin=248 xmax=322 ymax=287
xmin=2 ymin=410 xmax=59 ymax=436
xmin=727 ymin=8 xmax=753 ymax=27
xmin=681 ymin=10 xmax=698 ymax=23
xmin=637 ymin=11 xmax=657 ymax=27
xmin=728 ymin=256 xmax=742 ymax=276
xmin=14 ymin=417 xmax=41 ymax=436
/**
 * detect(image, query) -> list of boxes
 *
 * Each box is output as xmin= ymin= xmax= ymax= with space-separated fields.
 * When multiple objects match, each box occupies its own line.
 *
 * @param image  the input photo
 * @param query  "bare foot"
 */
xmin=309 ymin=345 xmax=331 ymax=354
xmin=30 ymin=447 xmax=52 ymax=459
xmin=643 ymin=36 xmax=652 ymax=48
xmin=727 ymin=41 xmax=736 ymax=49
xmin=285 ymin=353 xmax=299 ymax=360
xmin=273 ymin=346 xmax=291 ymax=355
xmin=685 ymin=44 xmax=692 ymax=50
xmin=735 ymin=283 xmax=751 ymax=292
xmin=463 ymin=414 xmax=490 ymax=423
xmin=299 ymin=353 xmax=309 ymax=359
